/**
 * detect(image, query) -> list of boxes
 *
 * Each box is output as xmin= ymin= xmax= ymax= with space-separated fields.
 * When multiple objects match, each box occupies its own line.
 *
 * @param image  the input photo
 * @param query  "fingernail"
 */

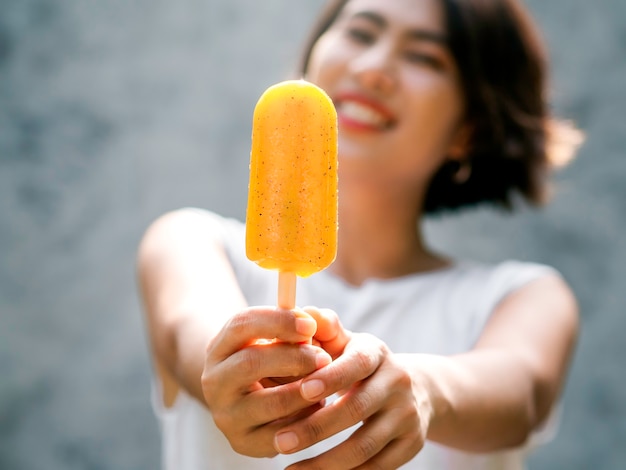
xmin=295 ymin=317 xmax=316 ymax=336
xmin=301 ymin=379 xmax=325 ymax=400
xmin=274 ymin=431 xmax=299 ymax=453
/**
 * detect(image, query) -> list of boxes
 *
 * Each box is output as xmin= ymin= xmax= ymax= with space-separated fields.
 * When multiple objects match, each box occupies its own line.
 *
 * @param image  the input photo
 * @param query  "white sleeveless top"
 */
xmin=152 ymin=210 xmax=560 ymax=469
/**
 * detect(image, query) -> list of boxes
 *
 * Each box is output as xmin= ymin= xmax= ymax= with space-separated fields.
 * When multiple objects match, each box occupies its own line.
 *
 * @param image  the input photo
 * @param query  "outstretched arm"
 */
xmin=137 ymin=209 xmax=331 ymax=456
xmin=276 ymin=274 xmax=578 ymax=469
xmin=137 ymin=209 xmax=249 ymax=404
xmin=425 ymin=273 xmax=578 ymax=450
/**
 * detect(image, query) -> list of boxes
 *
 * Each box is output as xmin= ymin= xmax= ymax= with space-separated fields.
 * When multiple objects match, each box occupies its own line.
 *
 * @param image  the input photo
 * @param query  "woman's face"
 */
xmin=306 ymin=0 xmax=466 ymax=189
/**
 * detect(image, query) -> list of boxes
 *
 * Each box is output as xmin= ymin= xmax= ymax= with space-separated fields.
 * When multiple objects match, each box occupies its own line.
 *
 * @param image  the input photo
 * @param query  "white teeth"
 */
xmin=340 ymin=101 xmax=388 ymax=127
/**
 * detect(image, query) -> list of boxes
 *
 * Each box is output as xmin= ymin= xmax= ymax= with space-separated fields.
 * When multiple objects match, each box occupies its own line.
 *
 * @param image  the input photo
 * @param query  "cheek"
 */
xmin=305 ymin=34 xmax=346 ymax=87
xmin=397 ymin=82 xmax=465 ymax=176
xmin=409 ymin=79 xmax=464 ymax=142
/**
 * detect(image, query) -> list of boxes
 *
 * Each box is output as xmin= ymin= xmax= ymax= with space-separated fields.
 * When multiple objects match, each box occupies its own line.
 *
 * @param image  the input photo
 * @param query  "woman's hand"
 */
xmin=201 ymin=306 xmax=332 ymax=458
xmin=275 ymin=308 xmax=431 ymax=469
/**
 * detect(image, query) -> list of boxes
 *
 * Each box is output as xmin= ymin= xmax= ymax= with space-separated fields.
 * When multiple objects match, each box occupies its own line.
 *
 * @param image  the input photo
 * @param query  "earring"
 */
xmin=452 ymin=160 xmax=472 ymax=184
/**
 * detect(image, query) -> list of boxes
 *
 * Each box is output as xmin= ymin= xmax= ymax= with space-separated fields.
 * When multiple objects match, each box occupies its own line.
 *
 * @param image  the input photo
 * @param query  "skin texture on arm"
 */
xmin=274 ymin=274 xmax=578 ymax=469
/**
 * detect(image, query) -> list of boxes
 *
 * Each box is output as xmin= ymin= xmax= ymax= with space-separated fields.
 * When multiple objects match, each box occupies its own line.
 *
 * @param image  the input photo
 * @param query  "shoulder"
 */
xmin=452 ymin=259 xmax=560 ymax=299
xmin=144 ymin=207 xmax=243 ymax=236
xmin=137 ymin=208 xmax=246 ymax=278
xmin=471 ymin=259 xmax=578 ymax=339
xmin=140 ymin=208 xmax=244 ymax=250
xmin=443 ymin=259 xmax=571 ymax=342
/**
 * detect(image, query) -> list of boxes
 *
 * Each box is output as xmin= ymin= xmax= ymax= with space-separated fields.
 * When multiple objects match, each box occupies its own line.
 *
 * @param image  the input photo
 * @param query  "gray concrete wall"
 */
xmin=1 ymin=0 xmax=624 ymax=468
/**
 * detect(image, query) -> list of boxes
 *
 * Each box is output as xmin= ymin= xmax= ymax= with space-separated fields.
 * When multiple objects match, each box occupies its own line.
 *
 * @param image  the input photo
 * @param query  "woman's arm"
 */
xmin=275 ymin=274 xmax=579 ymax=469
xmin=424 ymin=273 xmax=579 ymax=450
xmin=137 ymin=208 xmax=332 ymax=456
xmin=137 ymin=208 xmax=249 ymax=405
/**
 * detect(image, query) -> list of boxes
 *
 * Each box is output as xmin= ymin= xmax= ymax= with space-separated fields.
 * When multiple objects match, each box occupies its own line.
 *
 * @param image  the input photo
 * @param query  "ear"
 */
xmin=447 ymin=123 xmax=472 ymax=161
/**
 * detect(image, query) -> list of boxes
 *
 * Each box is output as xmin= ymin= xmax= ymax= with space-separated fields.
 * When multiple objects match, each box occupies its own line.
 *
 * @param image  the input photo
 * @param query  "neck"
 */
xmin=330 ymin=176 xmax=449 ymax=286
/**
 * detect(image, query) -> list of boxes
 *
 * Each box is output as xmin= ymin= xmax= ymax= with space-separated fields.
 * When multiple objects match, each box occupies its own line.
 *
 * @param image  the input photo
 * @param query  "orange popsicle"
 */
xmin=245 ymin=79 xmax=338 ymax=308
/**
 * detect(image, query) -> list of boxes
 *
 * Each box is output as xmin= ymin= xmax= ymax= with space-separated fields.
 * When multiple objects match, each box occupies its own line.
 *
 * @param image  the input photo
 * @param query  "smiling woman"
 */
xmin=300 ymin=0 xmax=580 ymax=214
xmin=137 ymin=0 xmax=581 ymax=469
xmin=304 ymin=0 xmax=466 ymax=199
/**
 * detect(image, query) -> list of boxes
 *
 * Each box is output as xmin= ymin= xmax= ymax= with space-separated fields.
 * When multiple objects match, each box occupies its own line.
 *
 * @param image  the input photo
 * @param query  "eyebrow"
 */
xmin=351 ymin=10 xmax=448 ymax=45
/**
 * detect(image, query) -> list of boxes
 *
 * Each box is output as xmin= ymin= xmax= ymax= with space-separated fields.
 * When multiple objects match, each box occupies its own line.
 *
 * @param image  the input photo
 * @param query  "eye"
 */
xmin=403 ymin=50 xmax=444 ymax=70
xmin=346 ymin=26 xmax=376 ymax=45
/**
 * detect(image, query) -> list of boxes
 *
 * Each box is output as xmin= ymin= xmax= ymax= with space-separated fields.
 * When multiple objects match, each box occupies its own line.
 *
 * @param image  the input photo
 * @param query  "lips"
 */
xmin=334 ymin=93 xmax=396 ymax=131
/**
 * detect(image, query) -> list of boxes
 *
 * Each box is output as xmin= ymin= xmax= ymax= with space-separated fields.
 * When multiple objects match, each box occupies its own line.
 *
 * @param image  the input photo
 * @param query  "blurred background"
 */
xmin=1 ymin=0 xmax=624 ymax=468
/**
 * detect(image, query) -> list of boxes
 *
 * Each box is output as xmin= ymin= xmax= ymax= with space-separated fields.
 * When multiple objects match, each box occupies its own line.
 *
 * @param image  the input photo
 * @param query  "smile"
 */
xmin=335 ymin=97 xmax=396 ymax=131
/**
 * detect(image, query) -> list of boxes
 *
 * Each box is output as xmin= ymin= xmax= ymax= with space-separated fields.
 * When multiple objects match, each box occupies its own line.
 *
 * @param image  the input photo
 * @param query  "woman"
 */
xmin=137 ymin=0 xmax=580 ymax=468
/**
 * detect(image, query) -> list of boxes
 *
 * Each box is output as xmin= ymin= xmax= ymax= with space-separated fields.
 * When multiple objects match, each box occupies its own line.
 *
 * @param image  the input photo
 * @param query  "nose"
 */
xmin=349 ymin=40 xmax=396 ymax=95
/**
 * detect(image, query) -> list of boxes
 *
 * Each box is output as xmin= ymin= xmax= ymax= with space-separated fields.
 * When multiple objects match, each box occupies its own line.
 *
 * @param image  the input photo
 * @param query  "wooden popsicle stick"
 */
xmin=277 ymin=271 xmax=297 ymax=309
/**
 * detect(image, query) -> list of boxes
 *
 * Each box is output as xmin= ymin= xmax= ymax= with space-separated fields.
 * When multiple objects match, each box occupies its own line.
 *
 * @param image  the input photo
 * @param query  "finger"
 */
xmin=283 ymin=418 xmax=385 ymax=470
xmin=303 ymin=307 xmax=352 ymax=359
xmin=346 ymin=409 xmax=423 ymax=470
xmin=352 ymin=436 xmax=424 ymax=470
xmin=299 ymin=333 xmax=386 ymax=402
xmin=283 ymin=410 xmax=422 ymax=470
xmin=274 ymin=378 xmax=384 ymax=455
xmin=207 ymin=377 xmax=326 ymax=459
xmin=238 ymin=388 xmax=326 ymax=430
xmin=207 ymin=379 xmax=303 ymax=458
xmin=228 ymin=400 xmax=326 ymax=458
xmin=287 ymin=439 xmax=421 ymax=470
xmin=208 ymin=307 xmax=317 ymax=361
xmin=247 ymin=342 xmax=332 ymax=381
xmin=202 ymin=342 xmax=330 ymax=419
xmin=204 ymin=342 xmax=331 ymax=399
xmin=209 ymin=379 xmax=318 ymax=457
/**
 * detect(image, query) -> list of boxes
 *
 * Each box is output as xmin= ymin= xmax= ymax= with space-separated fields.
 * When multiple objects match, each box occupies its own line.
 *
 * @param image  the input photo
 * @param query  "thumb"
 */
xmin=302 ymin=306 xmax=351 ymax=359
